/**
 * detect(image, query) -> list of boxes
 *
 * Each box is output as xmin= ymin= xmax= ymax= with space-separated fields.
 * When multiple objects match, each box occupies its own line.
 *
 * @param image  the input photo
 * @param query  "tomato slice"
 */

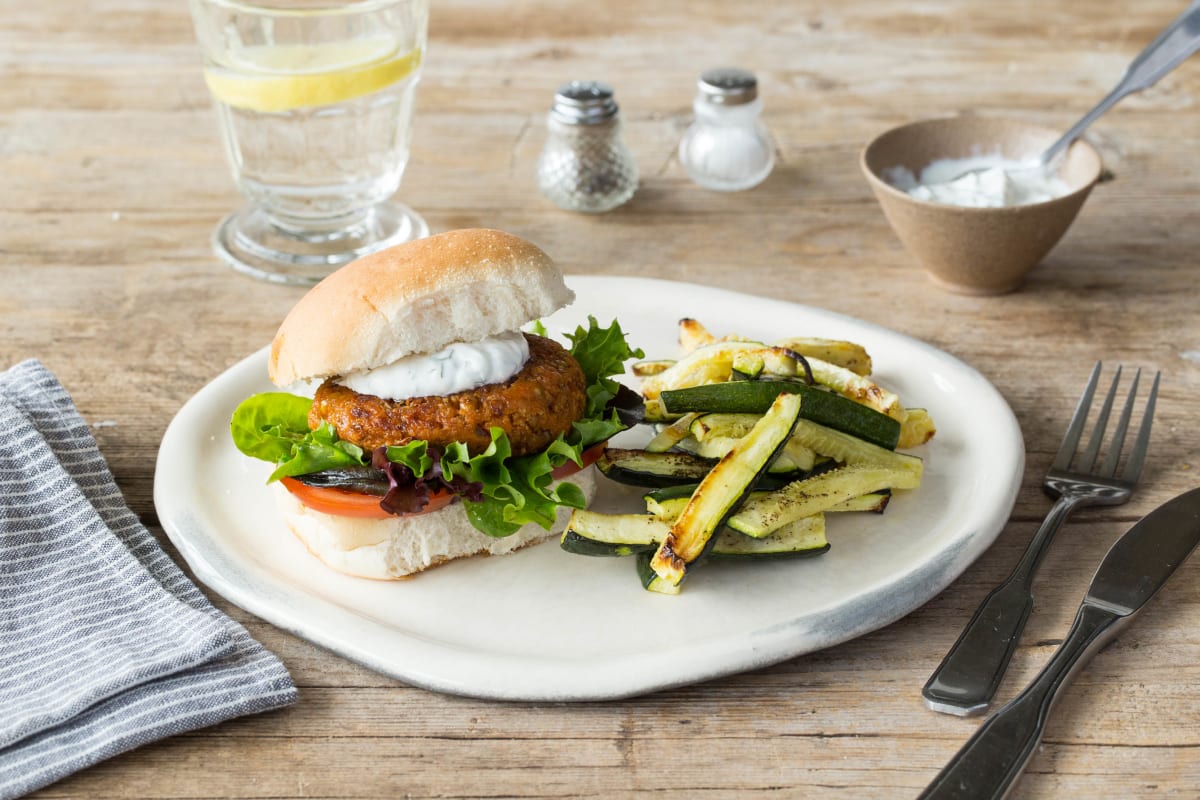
xmin=551 ymin=442 xmax=607 ymax=480
xmin=281 ymin=478 xmax=455 ymax=519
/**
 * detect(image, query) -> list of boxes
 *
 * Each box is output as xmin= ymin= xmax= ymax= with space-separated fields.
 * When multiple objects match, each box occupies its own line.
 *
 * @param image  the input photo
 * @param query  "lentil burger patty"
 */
xmin=310 ymin=333 xmax=587 ymax=456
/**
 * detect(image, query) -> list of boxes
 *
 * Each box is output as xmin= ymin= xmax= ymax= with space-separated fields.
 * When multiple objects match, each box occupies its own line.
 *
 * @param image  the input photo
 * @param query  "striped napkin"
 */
xmin=0 ymin=360 xmax=297 ymax=799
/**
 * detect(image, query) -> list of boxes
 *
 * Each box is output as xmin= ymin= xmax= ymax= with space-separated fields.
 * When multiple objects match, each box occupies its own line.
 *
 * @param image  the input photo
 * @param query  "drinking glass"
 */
xmin=190 ymin=0 xmax=431 ymax=285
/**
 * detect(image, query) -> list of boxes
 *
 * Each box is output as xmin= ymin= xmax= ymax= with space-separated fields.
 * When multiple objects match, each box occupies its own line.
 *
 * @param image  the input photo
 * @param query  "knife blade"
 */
xmin=1085 ymin=485 xmax=1200 ymax=615
xmin=919 ymin=486 xmax=1200 ymax=800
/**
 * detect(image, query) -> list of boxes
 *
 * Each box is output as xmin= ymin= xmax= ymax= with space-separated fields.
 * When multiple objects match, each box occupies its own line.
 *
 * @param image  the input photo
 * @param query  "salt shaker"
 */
xmin=536 ymin=81 xmax=638 ymax=213
xmin=678 ymin=68 xmax=775 ymax=191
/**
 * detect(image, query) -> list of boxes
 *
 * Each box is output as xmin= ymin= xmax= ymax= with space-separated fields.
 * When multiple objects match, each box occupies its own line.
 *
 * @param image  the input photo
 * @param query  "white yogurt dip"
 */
xmin=336 ymin=331 xmax=530 ymax=401
xmin=885 ymin=154 xmax=1071 ymax=208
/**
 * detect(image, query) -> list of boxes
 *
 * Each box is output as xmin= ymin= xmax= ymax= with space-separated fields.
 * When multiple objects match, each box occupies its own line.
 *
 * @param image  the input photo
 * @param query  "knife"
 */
xmin=918 ymin=486 xmax=1200 ymax=800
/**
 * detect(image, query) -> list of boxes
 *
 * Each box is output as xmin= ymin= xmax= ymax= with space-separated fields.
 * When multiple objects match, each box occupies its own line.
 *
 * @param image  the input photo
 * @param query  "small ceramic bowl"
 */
xmin=860 ymin=116 xmax=1103 ymax=295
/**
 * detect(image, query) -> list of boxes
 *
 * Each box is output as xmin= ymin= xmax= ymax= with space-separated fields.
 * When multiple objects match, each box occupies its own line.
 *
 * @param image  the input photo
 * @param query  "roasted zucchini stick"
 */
xmin=898 ymin=408 xmax=937 ymax=448
xmin=771 ymin=337 xmax=873 ymax=376
xmin=678 ymin=318 xmax=717 ymax=354
xmin=631 ymin=359 xmax=676 ymax=377
xmin=595 ymin=448 xmax=716 ymax=487
xmin=562 ymin=508 xmax=828 ymax=558
xmin=640 ymin=341 xmax=763 ymax=399
xmin=647 ymin=491 xmax=889 ymax=520
xmin=660 ymin=381 xmax=901 ymax=451
xmin=644 ymin=412 xmax=702 ymax=453
xmin=560 ymin=511 xmax=662 ymax=557
xmin=727 ymin=463 xmax=921 ymax=537
xmin=689 ymin=413 xmax=761 ymax=441
xmin=792 ymin=357 xmax=906 ymax=422
xmin=731 ymin=351 xmax=764 ymax=380
xmin=674 ymin=433 xmax=818 ymax=472
xmin=826 ymin=491 xmax=891 ymax=514
xmin=641 ymin=397 xmax=681 ymax=424
xmin=649 ymin=392 xmax=803 ymax=590
xmin=787 ymin=417 xmax=923 ymax=480
xmin=709 ymin=514 xmax=828 ymax=559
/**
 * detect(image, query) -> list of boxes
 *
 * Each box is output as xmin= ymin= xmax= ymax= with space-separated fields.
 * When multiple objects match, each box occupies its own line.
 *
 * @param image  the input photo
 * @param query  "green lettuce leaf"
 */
xmin=442 ymin=429 xmax=586 ymax=537
xmin=385 ymin=440 xmax=433 ymax=476
xmin=566 ymin=316 xmax=644 ymax=421
xmin=230 ymin=393 xmax=364 ymax=481
xmin=229 ymin=392 xmax=311 ymax=462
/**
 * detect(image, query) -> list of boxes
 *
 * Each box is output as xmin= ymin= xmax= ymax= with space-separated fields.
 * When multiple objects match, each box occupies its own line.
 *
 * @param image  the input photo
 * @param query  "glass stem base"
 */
xmin=213 ymin=202 xmax=430 ymax=286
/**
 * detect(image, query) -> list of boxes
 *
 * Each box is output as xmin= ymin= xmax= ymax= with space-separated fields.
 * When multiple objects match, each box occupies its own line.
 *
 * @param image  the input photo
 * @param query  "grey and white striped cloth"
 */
xmin=0 ymin=360 xmax=296 ymax=799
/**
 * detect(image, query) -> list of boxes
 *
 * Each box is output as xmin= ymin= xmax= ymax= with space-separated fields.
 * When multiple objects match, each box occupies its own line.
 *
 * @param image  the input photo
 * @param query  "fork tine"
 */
xmin=1052 ymin=361 xmax=1102 ymax=471
xmin=1101 ymin=368 xmax=1141 ymax=477
xmin=1078 ymin=365 xmax=1121 ymax=472
xmin=1120 ymin=370 xmax=1160 ymax=483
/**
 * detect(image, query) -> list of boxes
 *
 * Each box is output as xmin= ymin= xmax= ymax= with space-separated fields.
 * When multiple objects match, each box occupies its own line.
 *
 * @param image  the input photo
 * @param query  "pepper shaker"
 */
xmin=536 ymin=81 xmax=639 ymax=213
xmin=678 ymin=68 xmax=775 ymax=191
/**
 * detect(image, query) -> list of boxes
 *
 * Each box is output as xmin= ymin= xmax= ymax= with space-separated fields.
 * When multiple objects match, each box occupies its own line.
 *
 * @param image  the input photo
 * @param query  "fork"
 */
xmin=922 ymin=362 xmax=1160 ymax=716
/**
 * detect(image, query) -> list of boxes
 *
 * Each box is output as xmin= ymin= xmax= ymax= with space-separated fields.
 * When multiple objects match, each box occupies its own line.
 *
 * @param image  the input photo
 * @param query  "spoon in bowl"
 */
xmin=946 ymin=1 xmax=1200 ymax=183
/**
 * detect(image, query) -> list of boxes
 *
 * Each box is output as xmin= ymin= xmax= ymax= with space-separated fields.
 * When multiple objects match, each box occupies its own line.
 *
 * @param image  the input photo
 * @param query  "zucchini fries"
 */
xmin=563 ymin=319 xmax=937 ymax=594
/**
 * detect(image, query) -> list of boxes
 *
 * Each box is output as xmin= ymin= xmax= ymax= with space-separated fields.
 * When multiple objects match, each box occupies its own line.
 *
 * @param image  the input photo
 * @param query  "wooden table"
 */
xmin=4 ymin=0 xmax=1199 ymax=797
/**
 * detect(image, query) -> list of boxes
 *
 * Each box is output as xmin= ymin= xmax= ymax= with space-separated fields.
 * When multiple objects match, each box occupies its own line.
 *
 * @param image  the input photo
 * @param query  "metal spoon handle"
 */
xmin=1041 ymin=1 xmax=1200 ymax=166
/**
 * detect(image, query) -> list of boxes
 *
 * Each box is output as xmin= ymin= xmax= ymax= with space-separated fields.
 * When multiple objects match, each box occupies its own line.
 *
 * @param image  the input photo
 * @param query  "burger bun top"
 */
xmin=269 ymin=228 xmax=574 ymax=387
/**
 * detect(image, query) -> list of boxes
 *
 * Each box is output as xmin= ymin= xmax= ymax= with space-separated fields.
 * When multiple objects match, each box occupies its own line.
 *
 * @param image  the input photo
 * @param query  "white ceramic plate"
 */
xmin=155 ymin=276 xmax=1023 ymax=701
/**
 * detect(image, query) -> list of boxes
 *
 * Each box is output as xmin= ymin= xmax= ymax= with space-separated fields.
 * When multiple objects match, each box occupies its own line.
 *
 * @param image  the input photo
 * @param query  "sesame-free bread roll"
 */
xmin=269 ymin=228 xmax=574 ymax=387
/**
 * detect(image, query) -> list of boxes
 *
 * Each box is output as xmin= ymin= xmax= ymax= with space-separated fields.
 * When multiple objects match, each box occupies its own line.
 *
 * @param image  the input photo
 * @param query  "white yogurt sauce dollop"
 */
xmin=885 ymin=154 xmax=1071 ymax=208
xmin=336 ymin=331 xmax=530 ymax=402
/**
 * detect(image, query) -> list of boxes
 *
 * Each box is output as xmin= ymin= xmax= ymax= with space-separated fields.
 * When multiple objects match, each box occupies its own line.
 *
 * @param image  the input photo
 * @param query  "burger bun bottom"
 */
xmin=274 ymin=467 xmax=596 ymax=580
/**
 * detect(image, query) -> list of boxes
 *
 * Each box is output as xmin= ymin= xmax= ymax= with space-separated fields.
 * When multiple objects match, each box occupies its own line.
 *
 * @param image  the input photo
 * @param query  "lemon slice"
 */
xmin=205 ymin=38 xmax=422 ymax=114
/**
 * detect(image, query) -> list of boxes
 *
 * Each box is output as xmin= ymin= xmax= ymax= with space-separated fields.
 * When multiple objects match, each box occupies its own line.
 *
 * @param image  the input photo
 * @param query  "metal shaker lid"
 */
xmin=697 ymin=67 xmax=758 ymax=105
xmin=550 ymin=80 xmax=619 ymax=124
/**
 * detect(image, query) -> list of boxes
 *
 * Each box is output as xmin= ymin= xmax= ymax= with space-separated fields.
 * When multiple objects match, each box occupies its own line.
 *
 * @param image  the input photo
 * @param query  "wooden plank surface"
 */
xmin=3 ymin=0 xmax=1199 ymax=797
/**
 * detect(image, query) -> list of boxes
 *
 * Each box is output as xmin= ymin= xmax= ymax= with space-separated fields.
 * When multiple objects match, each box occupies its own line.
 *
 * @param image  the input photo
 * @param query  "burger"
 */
xmin=230 ymin=228 xmax=641 ymax=579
